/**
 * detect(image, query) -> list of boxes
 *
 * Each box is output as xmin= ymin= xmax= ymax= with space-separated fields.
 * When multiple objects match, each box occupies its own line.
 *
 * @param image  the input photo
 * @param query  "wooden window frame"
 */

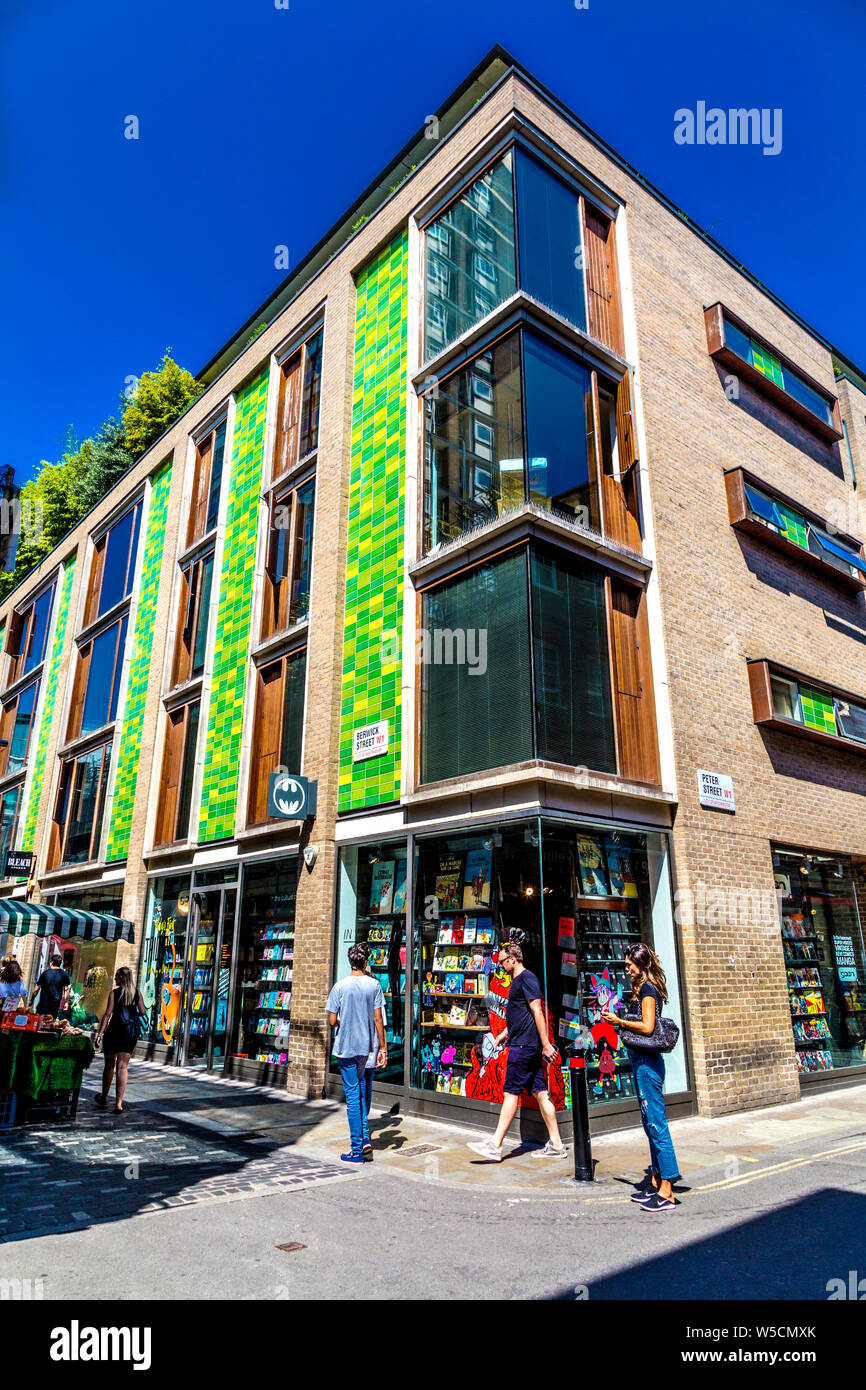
xmin=66 ymin=615 xmax=127 ymax=744
xmin=83 ymin=498 xmax=143 ymax=629
xmin=171 ymin=551 xmax=214 ymax=689
xmin=260 ymin=474 xmax=315 ymax=641
xmin=605 ymin=577 xmax=661 ymax=786
xmin=246 ymin=646 xmax=307 ymax=827
xmin=3 ymin=581 xmax=56 ymax=688
xmin=153 ymin=700 xmax=200 ymax=847
xmin=49 ymin=739 xmax=113 ymax=869
xmin=187 ymin=420 xmax=227 ymax=549
xmin=272 ymin=328 xmax=323 ymax=488
xmin=725 ymin=467 xmax=866 ymax=592
xmin=0 ymin=677 xmax=41 ymax=780
xmin=704 ymin=304 xmax=843 ymax=442
xmin=748 ymin=660 xmax=866 ymax=757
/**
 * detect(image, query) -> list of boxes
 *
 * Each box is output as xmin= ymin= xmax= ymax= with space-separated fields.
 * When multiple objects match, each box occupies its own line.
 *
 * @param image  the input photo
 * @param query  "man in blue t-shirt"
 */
xmin=468 ymin=941 xmax=567 ymax=1162
xmin=326 ymin=942 xmax=387 ymax=1164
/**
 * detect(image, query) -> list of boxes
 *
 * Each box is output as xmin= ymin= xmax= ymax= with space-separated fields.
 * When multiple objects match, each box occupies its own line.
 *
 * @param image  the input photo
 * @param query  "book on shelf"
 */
xmin=435 ymin=854 xmax=463 ymax=911
xmin=369 ymin=861 xmax=396 ymax=915
xmin=462 ymin=847 xmax=492 ymax=909
xmin=603 ymin=838 xmax=639 ymax=898
xmin=392 ymin=861 xmax=407 ymax=914
xmin=577 ymin=835 xmax=609 ymax=897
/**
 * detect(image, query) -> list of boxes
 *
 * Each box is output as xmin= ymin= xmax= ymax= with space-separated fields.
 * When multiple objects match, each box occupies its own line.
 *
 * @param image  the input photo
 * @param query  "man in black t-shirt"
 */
xmin=31 ymin=954 xmax=70 ymax=1019
xmin=467 ymin=942 xmax=567 ymax=1163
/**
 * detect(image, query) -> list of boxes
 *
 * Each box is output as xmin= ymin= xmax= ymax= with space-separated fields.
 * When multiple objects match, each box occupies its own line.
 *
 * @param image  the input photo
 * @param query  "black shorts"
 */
xmin=504 ymin=1046 xmax=546 ymax=1097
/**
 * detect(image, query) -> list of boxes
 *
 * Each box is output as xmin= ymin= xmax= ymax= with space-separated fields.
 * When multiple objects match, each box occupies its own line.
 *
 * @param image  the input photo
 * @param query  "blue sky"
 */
xmin=3 ymin=0 xmax=865 ymax=484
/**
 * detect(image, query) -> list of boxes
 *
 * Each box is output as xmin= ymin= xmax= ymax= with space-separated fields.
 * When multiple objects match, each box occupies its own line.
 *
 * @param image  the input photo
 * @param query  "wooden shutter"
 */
xmin=615 ymin=368 xmax=639 ymax=472
xmin=273 ymin=352 xmax=303 ymax=482
xmin=608 ymin=582 xmax=659 ymax=785
xmin=47 ymin=760 xmax=72 ymax=870
xmin=172 ymin=564 xmax=194 ymax=688
xmin=66 ymin=642 xmax=92 ymax=742
xmin=84 ymin=537 xmax=107 ymax=628
xmin=187 ymin=434 xmax=212 ymax=546
xmin=154 ymin=708 xmax=186 ymax=845
xmin=247 ymin=660 xmax=285 ymax=824
xmin=4 ymin=610 xmax=25 ymax=682
xmin=584 ymin=208 xmax=625 ymax=356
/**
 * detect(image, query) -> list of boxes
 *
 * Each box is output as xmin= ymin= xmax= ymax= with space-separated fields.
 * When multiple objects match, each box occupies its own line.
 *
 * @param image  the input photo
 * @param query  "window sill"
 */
xmin=57 ymin=725 xmax=116 ymax=762
xmin=410 ymin=501 xmax=650 ymax=589
xmin=725 ymin=469 xmax=866 ymax=592
xmin=177 ymin=528 xmax=219 ymax=570
xmin=267 ymin=451 xmax=317 ymax=497
xmin=408 ymin=759 xmax=672 ymax=805
xmin=705 ymin=304 xmax=843 ymax=443
xmin=164 ymin=675 xmax=204 ymax=710
xmin=748 ymin=660 xmax=866 ymax=757
xmin=1 ymin=662 xmax=46 ymax=704
xmin=251 ymin=620 xmax=309 ymax=663
xmin=76 ymin=595 xmax=132 ymax=646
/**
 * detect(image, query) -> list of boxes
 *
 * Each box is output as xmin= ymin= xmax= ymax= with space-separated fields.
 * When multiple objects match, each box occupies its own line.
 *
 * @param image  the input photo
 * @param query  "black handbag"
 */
xmin=618 ymin=998 xmax=679 ymax=1053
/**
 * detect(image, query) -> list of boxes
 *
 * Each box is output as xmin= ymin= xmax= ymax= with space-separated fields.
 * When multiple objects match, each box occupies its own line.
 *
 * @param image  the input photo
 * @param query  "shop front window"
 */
xmin=229 ymin=858 xmax=298 ymax=1070
xmin=410 ymin=818 xmax=684 ymax=1109
xmin=140 ymin=875 xmax=192 ymax=1050
xmin=333 ymin=841 xmax=408 ymax=1085
xmin=774 ymin=848 xmax=866 ymax=1076
xmin=47 ymin=885 xmax=125 ymax=1028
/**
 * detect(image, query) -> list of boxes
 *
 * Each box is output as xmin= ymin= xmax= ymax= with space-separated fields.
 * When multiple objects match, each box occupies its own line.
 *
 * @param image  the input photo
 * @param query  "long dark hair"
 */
xmin=625 ymin=942 xmax=668 ymax=1003
xmin=0 ymin=958 xmax=23 ymax=984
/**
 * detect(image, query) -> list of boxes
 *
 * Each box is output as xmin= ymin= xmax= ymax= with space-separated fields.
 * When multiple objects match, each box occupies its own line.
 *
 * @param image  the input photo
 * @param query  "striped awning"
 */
xmin=0 ymin=900 xmax=134 ymax=942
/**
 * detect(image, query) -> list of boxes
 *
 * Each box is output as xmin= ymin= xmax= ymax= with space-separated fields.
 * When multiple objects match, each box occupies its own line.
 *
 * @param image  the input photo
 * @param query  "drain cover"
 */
xmin=397 ymin=1144 xmax=442 ymax=1157
xmin=275 ymin=1242 xmax=307 ymax=1253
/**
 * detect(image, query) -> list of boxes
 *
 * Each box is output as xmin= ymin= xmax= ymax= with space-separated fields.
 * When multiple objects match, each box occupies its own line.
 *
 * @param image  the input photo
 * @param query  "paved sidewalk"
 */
xmin=17 ymin=1057 xmax=865 ymax=1201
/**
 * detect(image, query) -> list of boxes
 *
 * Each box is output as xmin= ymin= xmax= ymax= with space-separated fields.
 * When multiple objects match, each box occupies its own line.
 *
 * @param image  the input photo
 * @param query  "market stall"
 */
xmin=0 ymin=1018 xmax=95 ymax=1123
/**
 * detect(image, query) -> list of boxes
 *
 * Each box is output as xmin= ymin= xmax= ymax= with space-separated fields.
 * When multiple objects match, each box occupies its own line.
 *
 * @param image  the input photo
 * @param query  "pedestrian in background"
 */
xmin=327 ymin=942 xmax=387 ymax=1164
xmin=31 ymin=953 xmax=70 ymax=1019
xmin=0 ymin=957 xmax=28 ymax=1012
xmin=94 ymin=967 xmax=146 ymax=1114
xmin=602 ymin=942 xmax=681 ymax=1212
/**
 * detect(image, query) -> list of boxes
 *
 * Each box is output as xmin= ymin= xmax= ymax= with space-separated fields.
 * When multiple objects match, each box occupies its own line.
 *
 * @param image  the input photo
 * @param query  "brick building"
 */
xmin=2 ymin=49 xmax=865 ymax=1128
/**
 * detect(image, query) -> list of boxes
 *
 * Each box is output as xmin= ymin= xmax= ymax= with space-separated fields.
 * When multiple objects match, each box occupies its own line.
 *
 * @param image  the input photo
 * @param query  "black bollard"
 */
xmin=568 ymin=1052 xmax=594 ymax=1181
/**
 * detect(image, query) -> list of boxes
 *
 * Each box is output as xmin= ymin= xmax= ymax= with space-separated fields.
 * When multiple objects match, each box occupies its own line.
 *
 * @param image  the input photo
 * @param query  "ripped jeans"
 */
xmin=629 ymin=1049 xmax=680 ymax=1182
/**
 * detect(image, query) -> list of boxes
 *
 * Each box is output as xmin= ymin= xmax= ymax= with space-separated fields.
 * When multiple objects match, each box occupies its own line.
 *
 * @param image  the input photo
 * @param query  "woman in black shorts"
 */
xmin=94 ymin=967 xmax=146 ymax=1113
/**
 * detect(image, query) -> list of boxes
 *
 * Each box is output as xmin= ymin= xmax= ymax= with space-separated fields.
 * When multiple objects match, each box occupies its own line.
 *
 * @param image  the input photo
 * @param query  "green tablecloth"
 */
xmin=0 ymin=1031 xmax=95 ymax=1100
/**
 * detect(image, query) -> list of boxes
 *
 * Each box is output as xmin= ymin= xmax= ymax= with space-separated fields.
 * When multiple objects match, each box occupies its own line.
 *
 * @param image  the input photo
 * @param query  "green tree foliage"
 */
xmin=121 ymin=352 xmax=203 ymax=459
xmin=2 ymin=351 xmax=203 ymax=600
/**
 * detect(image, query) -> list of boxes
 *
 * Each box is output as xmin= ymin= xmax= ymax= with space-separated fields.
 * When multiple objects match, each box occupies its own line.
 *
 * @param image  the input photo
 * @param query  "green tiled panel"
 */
xmin=777 ymin=505 xmax=809 ymax=550
xmin=197 ymin=369 xmax=270 ymax=842
xmin=338 ymin=231 xmax=408 ymax=811
xmin=800 ymin=686 xmax=836 ymax=736
xmin=105 ymin=461 xmax=172 ymax=861
xmin=20 ymin=559 xmax=76 ymax=852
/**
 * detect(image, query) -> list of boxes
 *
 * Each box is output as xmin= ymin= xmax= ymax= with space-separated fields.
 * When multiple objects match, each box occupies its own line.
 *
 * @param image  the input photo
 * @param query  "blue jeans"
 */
xmin=338 ymin=1057 xmax=374 ymax=1155
xmin=629 ymin=1049 xmax=680 ymax=1182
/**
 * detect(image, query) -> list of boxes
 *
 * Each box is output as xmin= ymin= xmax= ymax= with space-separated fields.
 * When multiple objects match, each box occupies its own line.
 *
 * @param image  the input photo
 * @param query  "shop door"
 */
xmin=179 ymin=888 xmax=237 ymax=1070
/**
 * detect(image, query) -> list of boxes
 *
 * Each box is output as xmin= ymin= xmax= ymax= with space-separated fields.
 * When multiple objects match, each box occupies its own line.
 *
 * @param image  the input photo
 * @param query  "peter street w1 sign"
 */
xmin=698 ymin=769 xmax=735 ymax=812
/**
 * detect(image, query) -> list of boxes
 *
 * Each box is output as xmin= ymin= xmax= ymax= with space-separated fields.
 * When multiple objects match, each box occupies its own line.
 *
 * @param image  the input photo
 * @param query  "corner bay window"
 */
xmin=424 ymin=327 xmax=640 ymax=552
xmin=421 ymin=545 xmax=659 ymax=785
xmin=247 ymin=648 xmax=307 ymax=826
xmin=424 ymin=146 xmax=624 ymax=360
xmin=154 ymin=701 xmax=200 ymax=846
xmin=50 ymin=741 xmax=113 ymax=866
xmin=188 ymin=420 xmax=227 ymax=546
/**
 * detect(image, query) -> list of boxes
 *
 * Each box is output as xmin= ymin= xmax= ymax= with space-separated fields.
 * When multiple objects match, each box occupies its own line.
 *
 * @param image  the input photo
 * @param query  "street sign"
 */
xmin=697 ymin=770 xmax=735 ymax=812
xmin=353 ymin=720 xmax=389 ymax=762
xmin=267 ymin=772 xmax=317 ymax=820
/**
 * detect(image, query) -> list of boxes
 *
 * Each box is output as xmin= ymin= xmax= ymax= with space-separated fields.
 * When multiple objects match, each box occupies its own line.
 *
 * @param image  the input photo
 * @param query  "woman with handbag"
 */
xmin=94 ymin=967 xmax=146 ymax=1114
xmin=601 ymin=942 xmax=681 ymax=1213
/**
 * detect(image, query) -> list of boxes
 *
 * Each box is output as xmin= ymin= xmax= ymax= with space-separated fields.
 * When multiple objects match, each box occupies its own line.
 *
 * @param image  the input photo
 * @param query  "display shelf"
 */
xmin=421 ymin=1022 xmax=486 ymax=1031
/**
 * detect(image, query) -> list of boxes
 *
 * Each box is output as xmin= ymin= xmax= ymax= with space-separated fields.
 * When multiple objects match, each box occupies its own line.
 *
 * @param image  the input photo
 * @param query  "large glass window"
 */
xmin=722 ymin=314 xmax=834 ymax=429
xmin=140 ymin=874 xmax=193 ymax=1051
xmin=425 ymin=153 xmax=517 ymax=358
xmin=85 ymin=500 xmax=143 ymax=625
xmin=74 ymin=616 xmax=128 ymax=738
xmin=54 ymin=740 xmax=113 ymax=865
xmin=514 ymin=149 xmax=586 ymax=331
xmin=228 ymin=858 xmax=298 ymax=1072
xmin=421 ymin=545 xmax=615 ymax=783
xmin=172 ymin=551 xmax=214 ymax=687
xmin=0 ymin=785 xmax=22 ymax=871
xmin=424 ymin=328 xmax=610 ymax=550
xmin=0 ymin=678 xmax=40 ymax=777
xmin=188 ymin=420 xmax=227 ymax=546
xmin=262 ymin=476 xmax=315 ymax=638
xmin=774 ymin=848 xmax=866 ymax=1076
xmin=272 ymin=328 xmax=323 ymax=484
xmin=4 ymin=581 xmax=55 ymax=685
xmin=153 ymin=700 xmax=200 ymax=846
xmin=332 ymin=841 xmax=408 ymax=1086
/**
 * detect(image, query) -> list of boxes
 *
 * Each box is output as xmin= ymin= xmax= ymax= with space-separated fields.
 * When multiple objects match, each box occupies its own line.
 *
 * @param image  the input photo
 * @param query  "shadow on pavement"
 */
xmin=545 ymin=1189 xmax=866 ymax=1300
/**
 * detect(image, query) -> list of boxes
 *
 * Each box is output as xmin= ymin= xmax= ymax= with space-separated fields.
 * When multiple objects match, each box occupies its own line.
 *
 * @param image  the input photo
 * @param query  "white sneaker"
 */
xmin=467 ymin=1139 xmax=503 ymax=1162
xmin=530 ymin=1140 xmax=568 ymax=1158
